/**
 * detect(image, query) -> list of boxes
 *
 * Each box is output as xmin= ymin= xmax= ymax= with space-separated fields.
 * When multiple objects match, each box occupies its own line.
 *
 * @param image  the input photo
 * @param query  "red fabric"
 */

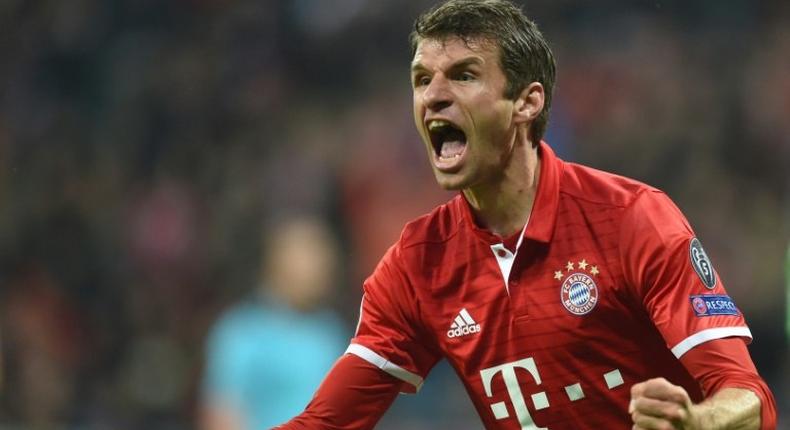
xmin=680 ymin=338 xmax=777 ymax=430
xmin=619 ymin=189 xmax=750 ymax=353
xmin=274 ymin=354 xmax=401 ymax=430
xmin=347 ymin=142 xmax=760 ymax=428
xmin=275 ymin=143 xmax=774 ymax=429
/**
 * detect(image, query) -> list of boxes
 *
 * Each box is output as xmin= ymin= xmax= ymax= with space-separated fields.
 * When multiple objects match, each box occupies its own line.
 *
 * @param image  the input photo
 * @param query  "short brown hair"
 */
xmin=410 ymin=0 xmax=556 ymax=144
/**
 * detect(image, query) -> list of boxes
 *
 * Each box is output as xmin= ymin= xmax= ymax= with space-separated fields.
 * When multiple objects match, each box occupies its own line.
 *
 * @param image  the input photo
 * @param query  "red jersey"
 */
xmin=347 ymin=142 xmax=752 ymax=430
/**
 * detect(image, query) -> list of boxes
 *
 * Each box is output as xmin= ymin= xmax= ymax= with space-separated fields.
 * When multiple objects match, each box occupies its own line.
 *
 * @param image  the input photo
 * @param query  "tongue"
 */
xmin=440 ymin=140 xmax=465 ymax=158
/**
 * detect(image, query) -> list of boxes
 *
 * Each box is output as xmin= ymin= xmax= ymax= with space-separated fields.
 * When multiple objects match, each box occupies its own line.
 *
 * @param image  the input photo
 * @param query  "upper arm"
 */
xmin=619 ymin=190 xmax=751 ymax=358
xmin=619 ymin=192 xmax=775 ymax=429
xmin=348 ymin=243 xmax=442 ymax=393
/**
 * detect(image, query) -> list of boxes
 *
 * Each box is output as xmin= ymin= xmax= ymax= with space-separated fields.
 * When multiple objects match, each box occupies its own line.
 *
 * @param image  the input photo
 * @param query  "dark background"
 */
xmin=0 ymin=0 xmax=787 ymax=428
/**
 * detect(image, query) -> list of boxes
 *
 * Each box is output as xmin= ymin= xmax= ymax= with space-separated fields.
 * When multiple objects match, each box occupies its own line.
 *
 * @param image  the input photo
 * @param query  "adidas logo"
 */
xmin=446 ymin=308 xmax=481 ymax=338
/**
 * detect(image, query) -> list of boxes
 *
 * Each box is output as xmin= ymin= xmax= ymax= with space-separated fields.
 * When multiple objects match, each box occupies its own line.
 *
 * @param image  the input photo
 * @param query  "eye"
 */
xmin=413 ymin=75 xmax=431 ymax=87
xmin=457 ymin=72 xmax=476 ymax=82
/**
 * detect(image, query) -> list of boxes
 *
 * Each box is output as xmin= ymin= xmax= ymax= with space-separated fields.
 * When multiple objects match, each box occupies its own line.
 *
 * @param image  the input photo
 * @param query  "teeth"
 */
xmin=428 ymin=120 xmax=451 ymax=131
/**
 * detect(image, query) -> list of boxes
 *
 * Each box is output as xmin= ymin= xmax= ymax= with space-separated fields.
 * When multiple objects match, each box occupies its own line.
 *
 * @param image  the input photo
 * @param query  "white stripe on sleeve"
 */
xmin=670 ymin=326 xmax=752 ymax=358
xmin=345 ymin=343 xmax=424 ymax=391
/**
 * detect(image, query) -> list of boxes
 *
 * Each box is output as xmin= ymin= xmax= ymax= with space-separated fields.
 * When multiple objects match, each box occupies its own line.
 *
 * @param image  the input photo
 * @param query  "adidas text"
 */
xmin=447 ymin=323 xmax=481 ymax=338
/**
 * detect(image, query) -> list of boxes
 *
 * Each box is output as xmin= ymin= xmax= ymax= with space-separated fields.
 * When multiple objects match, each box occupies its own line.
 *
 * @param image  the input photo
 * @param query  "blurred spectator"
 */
xmin=0 ymin=264 xmax=87 ymax=429
xmin=199 ymin=216 xmax=347 ymax=430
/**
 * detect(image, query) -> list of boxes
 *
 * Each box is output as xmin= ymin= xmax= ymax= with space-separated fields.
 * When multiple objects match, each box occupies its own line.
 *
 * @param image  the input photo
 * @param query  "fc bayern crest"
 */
xmin=554 ymin=259 xmax=600 ymax=316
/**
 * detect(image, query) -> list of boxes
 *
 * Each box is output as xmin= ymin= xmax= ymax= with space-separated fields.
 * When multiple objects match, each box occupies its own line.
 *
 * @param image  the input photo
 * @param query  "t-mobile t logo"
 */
xmin=480 ymin=357 xmax=625 ymax=429
xmin=479 ymin=357 xmax=548 ymax=430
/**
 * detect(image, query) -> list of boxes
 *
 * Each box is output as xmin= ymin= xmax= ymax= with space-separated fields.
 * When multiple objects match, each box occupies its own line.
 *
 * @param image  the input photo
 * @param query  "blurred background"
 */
xmin=0 ymin=0 xmax=788 ymax=429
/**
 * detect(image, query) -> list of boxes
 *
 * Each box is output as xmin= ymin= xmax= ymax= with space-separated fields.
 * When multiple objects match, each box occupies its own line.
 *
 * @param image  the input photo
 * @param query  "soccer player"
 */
xmin=278 ymin=0 xmax=777 ymax=429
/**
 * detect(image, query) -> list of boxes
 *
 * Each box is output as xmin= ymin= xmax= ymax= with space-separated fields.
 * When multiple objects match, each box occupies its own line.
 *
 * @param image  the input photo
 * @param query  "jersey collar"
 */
xmin=455 ymin=141 xmax=562 ymax=245
xmin=524 ymin=141 xmax=561 ymax=243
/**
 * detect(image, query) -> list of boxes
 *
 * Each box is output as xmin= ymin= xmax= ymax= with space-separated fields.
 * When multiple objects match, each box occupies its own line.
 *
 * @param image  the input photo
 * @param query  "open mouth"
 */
xmin=427 ymin=120 xmax=467 ymax=163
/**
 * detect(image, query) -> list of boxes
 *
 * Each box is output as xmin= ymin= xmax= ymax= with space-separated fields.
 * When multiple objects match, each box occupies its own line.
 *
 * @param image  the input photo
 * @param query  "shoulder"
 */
xmin=560 ymin=161 xmax=661 ymax=209
xmin=211 ymin=301 xmax=264 ymax=334
xmin=560 ymin=162 xmax=691 ymax=236
xmin=398 ymin=195 xmax=463 ymax=250
xmin=205 ymin=300 xmax=269 ymax=358
xmin=369 ymin=196 xmax=462 ymax=281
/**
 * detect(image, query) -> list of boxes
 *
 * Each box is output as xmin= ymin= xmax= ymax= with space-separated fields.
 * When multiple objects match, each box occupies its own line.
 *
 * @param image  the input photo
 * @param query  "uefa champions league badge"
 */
xmin=554 ymin=259 xmax=600 ymax=316
xmin=689 ymin=237 xmax=717 ymax=289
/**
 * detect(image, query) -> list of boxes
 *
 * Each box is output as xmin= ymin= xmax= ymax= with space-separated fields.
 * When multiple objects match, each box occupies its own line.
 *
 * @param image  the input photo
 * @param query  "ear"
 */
xmin=512 ymin=82 xmax=545 ymax=125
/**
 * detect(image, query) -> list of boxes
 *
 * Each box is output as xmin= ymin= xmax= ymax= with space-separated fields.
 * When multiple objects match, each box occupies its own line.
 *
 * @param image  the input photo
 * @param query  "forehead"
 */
xmin=411 ymin=36 xmax=499 ymax=69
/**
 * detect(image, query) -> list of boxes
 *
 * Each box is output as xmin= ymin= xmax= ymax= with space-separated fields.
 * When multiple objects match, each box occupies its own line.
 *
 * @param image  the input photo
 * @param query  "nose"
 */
xmin=422 ymin=74 xmax=452 ymax=112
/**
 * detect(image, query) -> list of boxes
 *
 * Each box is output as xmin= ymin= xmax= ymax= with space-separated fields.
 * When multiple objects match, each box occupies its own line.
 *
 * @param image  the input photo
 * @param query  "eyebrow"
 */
xmin=410 ymin=56 xmax=485 ymax=74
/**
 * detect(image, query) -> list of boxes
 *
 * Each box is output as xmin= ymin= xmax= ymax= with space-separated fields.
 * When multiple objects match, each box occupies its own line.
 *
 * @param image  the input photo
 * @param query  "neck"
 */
xmin=462 ymin=140 xmax=541 ymax=238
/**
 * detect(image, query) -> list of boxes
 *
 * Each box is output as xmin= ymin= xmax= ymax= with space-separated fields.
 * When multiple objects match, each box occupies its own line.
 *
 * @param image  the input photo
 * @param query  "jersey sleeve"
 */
xmin=346 ymin=242 xmax=442 ymax=394
xmin=680 ymin=338 xmax=777 ymax=430
xmin=275 ymin=354 xmax=402 ymax=430
xmin=619 ymin=190 xmax=752 ymax=359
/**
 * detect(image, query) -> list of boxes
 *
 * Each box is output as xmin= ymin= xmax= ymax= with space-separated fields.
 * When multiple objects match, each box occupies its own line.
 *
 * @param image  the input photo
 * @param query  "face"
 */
xmin=266 ymin=219 xmax=338 ymax=311
xmin=411 ymin=37 xmax=519 ymax=191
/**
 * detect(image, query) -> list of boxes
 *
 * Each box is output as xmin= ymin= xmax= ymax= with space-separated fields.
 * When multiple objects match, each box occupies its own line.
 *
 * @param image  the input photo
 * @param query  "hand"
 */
xmin=629 ymin=377 xmax=698 ymax=430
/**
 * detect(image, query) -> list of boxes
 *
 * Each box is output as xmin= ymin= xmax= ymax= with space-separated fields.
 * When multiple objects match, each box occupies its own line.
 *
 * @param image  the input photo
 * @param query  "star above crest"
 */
xmin=554 ymin=258 xmax=601 ymax=282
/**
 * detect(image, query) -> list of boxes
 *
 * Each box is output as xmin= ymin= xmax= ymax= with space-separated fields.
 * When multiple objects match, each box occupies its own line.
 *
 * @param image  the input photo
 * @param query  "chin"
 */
xmin=433 ymin=171 xmax=469 ymax=191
